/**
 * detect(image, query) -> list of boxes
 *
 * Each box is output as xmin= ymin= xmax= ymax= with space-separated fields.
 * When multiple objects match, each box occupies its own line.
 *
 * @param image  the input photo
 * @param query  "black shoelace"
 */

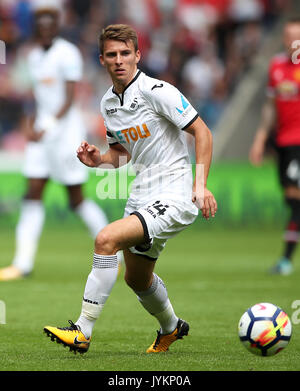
xmin=58 ymin=320 xmax=78 ymax=331
xmin=153 ymin=330 xmax=162 ymax=349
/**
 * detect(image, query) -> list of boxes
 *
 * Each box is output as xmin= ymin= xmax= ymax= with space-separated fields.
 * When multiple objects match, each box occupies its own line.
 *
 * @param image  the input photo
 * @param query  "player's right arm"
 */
xmin=249 ymin=96 xmax=276 ymax=166
xmin=77 ymin=141 xmax=131 ymax=168
xmin=21 ymin=94 xmax=45 ymax=142
xmin=249 ymin=57 xmax=278 ymax=166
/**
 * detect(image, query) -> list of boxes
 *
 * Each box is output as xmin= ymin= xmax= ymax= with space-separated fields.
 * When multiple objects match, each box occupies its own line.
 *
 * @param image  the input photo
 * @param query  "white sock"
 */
xmin=117 ymin=250 xmax=124 ymax=265
xmin=75 ymin=253 xmax=118 ymax=338
xmin=75 ymin=199 xmax=108 ymax=239
xmin=12 ymin=199 xmax=45 ymax=274
xmin=135 ymin=273 xmax=179 ymax=335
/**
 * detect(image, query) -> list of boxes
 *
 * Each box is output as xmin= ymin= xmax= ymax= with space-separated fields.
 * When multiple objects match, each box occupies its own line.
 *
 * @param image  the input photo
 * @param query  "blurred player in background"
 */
xmin=249 ymin=17 xmax=300 ymax=275
xmin=0 ymin=5 xmax=109 ymax=281
xmin=44 ymin=24 xmax=217 ymax=354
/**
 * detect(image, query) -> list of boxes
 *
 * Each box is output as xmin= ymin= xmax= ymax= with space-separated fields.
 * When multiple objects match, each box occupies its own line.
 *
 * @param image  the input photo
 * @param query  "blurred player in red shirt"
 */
xmin=249 ymin=17 xmax=300 ymax=275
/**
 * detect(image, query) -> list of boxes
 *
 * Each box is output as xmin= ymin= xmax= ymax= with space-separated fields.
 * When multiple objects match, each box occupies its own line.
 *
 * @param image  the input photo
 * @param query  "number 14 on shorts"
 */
xmin=146 ymin=201 xmax=169 ymax=218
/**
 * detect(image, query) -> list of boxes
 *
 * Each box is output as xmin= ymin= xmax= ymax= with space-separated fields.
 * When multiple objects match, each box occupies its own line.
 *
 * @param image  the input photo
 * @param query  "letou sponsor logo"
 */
xmin=114 ymin=123 xmax=151 ymax=144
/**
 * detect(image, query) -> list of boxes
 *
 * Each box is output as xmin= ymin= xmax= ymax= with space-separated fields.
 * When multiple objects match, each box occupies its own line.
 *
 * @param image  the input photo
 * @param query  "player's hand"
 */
xmin=77 ymin=141 xmax=102 ymax=167
xmin=25 ymin=128 xmax=45 ymax=142
xmin=192 ymin=187 xmax=217 ymax=220
xmin=249 ymin=141 xmax=264 ymax=166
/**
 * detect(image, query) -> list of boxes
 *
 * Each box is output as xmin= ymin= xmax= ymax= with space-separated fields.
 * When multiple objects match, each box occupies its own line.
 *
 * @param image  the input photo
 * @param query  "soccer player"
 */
xmin=44 ymin=24 xmax=217 ymax=354
xmin=0 ymin=6 xmax=108 ymax=281
xmin=249 ymin=17 xmax=300 ymax=275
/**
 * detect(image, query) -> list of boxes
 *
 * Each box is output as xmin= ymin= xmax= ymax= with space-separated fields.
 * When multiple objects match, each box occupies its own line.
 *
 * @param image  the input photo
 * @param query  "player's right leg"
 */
xmin=43 ymin=214 xmax=145 ymax=353
xmin=0 ymin=141 xmax=50 ymax=281
xmin=0 ymin=178 xmax=47 ymax=281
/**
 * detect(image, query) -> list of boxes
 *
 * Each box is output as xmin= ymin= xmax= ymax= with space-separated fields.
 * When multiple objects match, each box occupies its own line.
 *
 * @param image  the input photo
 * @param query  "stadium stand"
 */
xmin=0 ymin=0 xmax=291 ymax=160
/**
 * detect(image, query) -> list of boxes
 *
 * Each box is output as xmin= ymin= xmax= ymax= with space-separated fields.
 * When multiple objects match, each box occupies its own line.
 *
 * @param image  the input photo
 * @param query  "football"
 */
xmin=238 ymin=302 xmax=292 ymax=356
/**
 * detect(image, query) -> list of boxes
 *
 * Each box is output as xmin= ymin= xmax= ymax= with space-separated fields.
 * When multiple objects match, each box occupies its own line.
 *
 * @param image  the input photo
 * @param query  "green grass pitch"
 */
xmin=0 ymin=223 xmax=299 ymax=372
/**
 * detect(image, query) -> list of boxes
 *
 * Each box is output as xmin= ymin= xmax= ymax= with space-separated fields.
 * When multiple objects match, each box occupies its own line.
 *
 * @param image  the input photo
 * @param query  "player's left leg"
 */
xmin=121 ymin=198 xmax=197 ymax=352
xmin=123 ymin=249 xmax=189 ymax=353
xmin=271 ymin=185 xmax=300 ymax=275
xmin=66 ymin=184 xmax=108 ymax=239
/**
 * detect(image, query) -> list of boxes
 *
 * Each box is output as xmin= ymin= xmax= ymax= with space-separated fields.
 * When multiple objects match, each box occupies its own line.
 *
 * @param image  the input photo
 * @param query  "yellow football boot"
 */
xmin=44 ymin=320 xmax=91 ymax=354
xmin=146 ymin=319 xmax=189 ymax=353
xmin=0 ymin=266 xmax=24 ymax=281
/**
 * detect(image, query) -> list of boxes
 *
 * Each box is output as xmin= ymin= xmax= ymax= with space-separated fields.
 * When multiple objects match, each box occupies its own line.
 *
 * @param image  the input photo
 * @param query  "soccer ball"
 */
xmin=238 ymin=302 xmax=292 ymax=356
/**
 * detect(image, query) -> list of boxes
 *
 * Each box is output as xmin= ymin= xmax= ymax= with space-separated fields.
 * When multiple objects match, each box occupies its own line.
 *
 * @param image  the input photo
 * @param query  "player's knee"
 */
xmin=94 ymin=229 xmax=119 ymax=255
xmin=67 ymin=187 xmax=84 ymax=210
xmin=24 ymin=179 xmax=46 ymax=200
xmin=69 ymin=199 xmax=82 ymax=210
xmin=286 ymin=197 xmax=300 ymax=223
xmin=284 ymin=186 xmax=300 ymax=200
xmin=24 ymin=189 xmax=43 ymax=200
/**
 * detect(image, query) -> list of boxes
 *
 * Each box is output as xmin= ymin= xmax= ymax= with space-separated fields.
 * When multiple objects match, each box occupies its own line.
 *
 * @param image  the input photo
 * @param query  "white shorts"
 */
xmin=23 ymin=113 xmax=88 ymax=185
xmin=123 ymin=196 xmax=198 ymax=260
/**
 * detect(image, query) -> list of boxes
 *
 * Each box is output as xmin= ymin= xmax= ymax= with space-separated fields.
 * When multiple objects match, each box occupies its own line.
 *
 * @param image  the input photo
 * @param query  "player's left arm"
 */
xmin=184 ymin=117 xmax=217 ymax=220
xmin=143 ymin=81 xmax=217 ymax=218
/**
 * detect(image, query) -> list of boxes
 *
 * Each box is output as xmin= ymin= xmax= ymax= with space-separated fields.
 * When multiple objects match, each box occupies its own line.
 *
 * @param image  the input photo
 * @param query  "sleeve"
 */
xmin=26 ymin=53 xmax=35 ymax=88
xmin=106 ymin=128 xmax=119 ymax=145
xmin=100 ymin=102 xmax=119 ymax=145
xmin=60 ymin=45 xmax=83 ymax=82
xmin=143 ymin=81 xmax=199 ymax=130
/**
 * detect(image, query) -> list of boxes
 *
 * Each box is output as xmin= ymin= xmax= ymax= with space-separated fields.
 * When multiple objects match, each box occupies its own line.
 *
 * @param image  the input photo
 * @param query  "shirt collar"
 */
xmin=111 ymin=69 xmax=142 ymax=103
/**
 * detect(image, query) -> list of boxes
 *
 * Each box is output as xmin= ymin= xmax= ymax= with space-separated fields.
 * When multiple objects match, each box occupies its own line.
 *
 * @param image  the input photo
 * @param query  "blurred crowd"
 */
xmin=0 ymin=0 xmax=291 ymax=152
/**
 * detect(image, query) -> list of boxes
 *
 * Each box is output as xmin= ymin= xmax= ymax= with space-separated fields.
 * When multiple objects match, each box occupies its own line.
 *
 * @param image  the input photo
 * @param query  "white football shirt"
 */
xmin=27 ymin=37 xmax=83 ymax=123
xmin=101 ymin=70 xmax=199 ymax=202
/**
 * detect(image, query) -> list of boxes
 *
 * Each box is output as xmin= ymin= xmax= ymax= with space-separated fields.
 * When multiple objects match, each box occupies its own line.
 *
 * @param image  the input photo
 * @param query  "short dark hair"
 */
xmin=99 ymin=24 xmax=139 ymax=55
xmin=34 ymin=8 xmax=59 ymax=19
xmin=286 ymin=16 xmax=300 ymax=25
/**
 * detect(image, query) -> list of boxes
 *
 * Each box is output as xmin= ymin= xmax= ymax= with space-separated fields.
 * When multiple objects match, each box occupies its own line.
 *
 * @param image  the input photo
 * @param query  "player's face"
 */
xmin=100 ymin=39 xmax=141 ymax=92
xmin=35 ymin=14 xmax=58 ymax=47
xmin=283 ymin=23 xmax=300 ymax=58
